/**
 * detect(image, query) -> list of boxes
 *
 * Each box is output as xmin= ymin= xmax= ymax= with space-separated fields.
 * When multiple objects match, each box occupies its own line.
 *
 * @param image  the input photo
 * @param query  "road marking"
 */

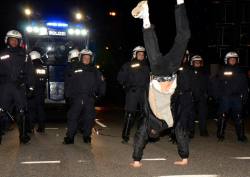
xmin=21 ymin=161 xmax=61 ymax=164
xmin=45 ymin=128 xmax=59 ymax=130
xmin=142 ymin=158 xmax=167 ymax=161
xmin=77 ymin=160 xmax=88 ymax=163
xmin=231 ymin=157 xmax=250 ymax=160
xmin=95 ymin=119 xmax=107 ymax=128
xmin=157 ymin=175 xmax=218 ymax=177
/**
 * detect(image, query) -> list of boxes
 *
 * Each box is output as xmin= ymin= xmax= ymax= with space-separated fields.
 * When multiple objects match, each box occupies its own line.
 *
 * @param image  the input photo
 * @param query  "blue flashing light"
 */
xmin=46 ymin=22 xmax=68 ymax=28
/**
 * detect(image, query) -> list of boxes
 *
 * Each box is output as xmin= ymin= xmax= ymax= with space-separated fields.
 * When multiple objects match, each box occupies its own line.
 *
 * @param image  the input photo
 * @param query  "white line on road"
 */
xmin=142 ymin=158 xmax=167 ymax=161
xmin=95 ymin=119 xmax=107 ymax=128
xmin=21 ymin=161 xmax=61 ymax=164
xmin=156 ymin=175 xmax=218 ymax=177
xmin=77 ymin=160 xmax=88 ymax=163
xmin=231 ymin=157 xmax=250 ymax=160
xmin=45 ymin=128 xmax=59 ymax=130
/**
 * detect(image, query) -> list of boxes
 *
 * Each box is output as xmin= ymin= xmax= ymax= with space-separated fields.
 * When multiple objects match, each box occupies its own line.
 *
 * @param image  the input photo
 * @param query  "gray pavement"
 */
xmin=0 ymin=108 xmax=250 ymax=177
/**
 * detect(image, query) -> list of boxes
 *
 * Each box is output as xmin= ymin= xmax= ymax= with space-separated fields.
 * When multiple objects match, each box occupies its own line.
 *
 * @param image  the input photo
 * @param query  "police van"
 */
xmin=23 ymin=20 xmax=89 ymax=103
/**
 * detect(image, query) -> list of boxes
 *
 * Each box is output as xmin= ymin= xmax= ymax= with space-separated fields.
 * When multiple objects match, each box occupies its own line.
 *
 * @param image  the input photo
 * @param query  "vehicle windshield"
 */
xmin=26 ymin=36 xmax=87 ymax=65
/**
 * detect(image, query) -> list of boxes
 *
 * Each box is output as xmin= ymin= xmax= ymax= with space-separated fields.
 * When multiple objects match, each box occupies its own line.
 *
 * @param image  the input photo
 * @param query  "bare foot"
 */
xmin=174 ymin=158 xmax=188 ymax=166
xmin=130 ymin=161 xmax=142 ymax=168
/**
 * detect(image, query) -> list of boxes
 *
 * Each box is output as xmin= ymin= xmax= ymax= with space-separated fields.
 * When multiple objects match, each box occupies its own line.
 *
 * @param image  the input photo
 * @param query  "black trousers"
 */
xmin=0 ymin=83 xmax=29 ymax=137
xmin=143 ymin=4 xmax=190 ymax=76
xmin=125 ymin=88 xmax=145 ymax=112
xmin=193 ymin=97 xmax=208 ymax=133
xmin=28 ymin=94 xmax=46 ymax=129
xmin=66 ymin=96 xmax=95 ymax=138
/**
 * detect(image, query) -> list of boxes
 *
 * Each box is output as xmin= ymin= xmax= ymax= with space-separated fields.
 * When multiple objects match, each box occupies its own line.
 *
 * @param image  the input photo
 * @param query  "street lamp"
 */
xmin=75 ymin=12 xmax=83 ymax=21
xmin=109 ymin=11 xmax=117 ymax=17
xmin=24 ymin=8 xmax=32 ymax=16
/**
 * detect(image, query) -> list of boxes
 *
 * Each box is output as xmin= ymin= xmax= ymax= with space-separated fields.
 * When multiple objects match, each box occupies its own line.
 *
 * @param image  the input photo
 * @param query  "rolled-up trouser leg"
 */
xmin=175 ymin=122 xmax=189 ymax=159
xmin=122 ymin=112 xmax=136 ymax=142
xmin=217 ymin=113 xmax=227 ymax=141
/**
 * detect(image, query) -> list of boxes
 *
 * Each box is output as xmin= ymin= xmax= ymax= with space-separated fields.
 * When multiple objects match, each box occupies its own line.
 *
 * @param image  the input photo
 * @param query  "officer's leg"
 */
xmin=122 ymin=91 xmax=138 ymax=143
xmin=27 ymin=98 xmax=36 ymax=133
xmin=122 ymin=112 xmax=136 ymax=143
xmin=233 ymin=112 xmax=247 ymax=142
xmin=13 ymin=87 xmax=30 ymax=144
xmin=217 ymin=98 xmax=229 ymax=141
xmin=64 ymin=98 xmax=83 ymax=144
xmin=16 ymin=108 xmax=30 ymax=144
xmin=0 ymin=108 xmax=4 ymax=144
xmin=198 ymin=99 xmax=209 ymax=136
xmin=0 ymin=86 xmax=12 ymax=144
xmin=189 ymin=101 xmax=196 ymax=139
xmin=217 ymin=113 xmax=227 ymax=141
xmin=82 ymin=100 xmax=95 ymax=144
xmin=37 ymin=95 xmax=46 ymax=133
xmin=231 ymin=99 xmax=247 ymax=142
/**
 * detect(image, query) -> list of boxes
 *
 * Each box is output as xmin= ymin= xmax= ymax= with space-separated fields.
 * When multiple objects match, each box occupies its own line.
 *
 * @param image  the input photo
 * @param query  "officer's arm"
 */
xmin=96 ymin=70 xmax=106 ymax=97
xmin=25 ymin=55 xmax=36 ymax=88
xmin=117 ymin=63 xmax=129 ymax=86
xmin=64 ymin=67 xmax=73 ymax=98
xmin=239 ymin=73 xmax=248 ymax=103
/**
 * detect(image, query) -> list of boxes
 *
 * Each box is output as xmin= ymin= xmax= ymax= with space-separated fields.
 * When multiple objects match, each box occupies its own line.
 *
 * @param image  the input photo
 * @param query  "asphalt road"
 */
xmin=0 ymin=107 xmax=250 ymax=177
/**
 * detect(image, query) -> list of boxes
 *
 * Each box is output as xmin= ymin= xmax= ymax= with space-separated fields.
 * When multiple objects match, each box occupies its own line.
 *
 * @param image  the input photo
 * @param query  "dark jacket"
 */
xmin=64 ymin=63 xmax=106 ymax=99
xmin=0 ymin=47 xmax=34 ymax=87
xmin=117 ymin=59 xmax=150 ymax=90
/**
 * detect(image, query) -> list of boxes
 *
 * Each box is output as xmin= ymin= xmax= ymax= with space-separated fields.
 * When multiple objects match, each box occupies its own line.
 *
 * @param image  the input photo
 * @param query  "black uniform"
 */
xmin=215 ymin=65 xmax=248 ymax=141
xmin=27 ymin=59 xmax=47 ymax=132
xmin=133 ymin=4 xmax=191 ymax=161
xmin=117 ymin=59 xmax=150 ymax=142
xmin=190 ymin=67 xmax=209 ymax=136
xmin=64 ymin=63 xmax=106 ymax=143
xmin=0 ymin=47 xmax=34 ymax=144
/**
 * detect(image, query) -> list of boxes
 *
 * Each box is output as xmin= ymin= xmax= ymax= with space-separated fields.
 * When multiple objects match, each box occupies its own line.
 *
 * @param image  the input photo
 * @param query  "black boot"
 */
xmin=37 ymin=126 xmax=45 ymax=133
xmin=20 ymin=135 xmax=31 ymax=144
xmin=217 ymin=113 xmax=227 ymax=141
xmin=83 ymin=136 xmax=91 ymax=144
xmin=234 ymin=114 xmax=247 ymax=142
xmin=200 ymin=130 xmax=209 ymax=137
xmin=122 ymin=112 xmax=135 ymax=143
xmin=17 ymin=110 xmax=31 ymax=144
xmin=63 ymin=136 xmax=74 ymax=144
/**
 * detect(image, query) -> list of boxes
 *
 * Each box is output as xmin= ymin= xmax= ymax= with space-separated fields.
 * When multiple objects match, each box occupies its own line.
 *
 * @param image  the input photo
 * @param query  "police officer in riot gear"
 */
xmin=0 ymin=30 xmax=34 ymax=144
xmin=27 ymin=51 xmax=47 ymax=133
xmin=117 ymin=46 xmax=150 ymax=143
xmin=190 ymin=55 xmax=209 ymax=136
xmin=64 ymin=49 xmax=80 ymax=100
xmin=63 ymin=49 xmax=106 ymax=144
xmin=215 ymin=51 xmax=248 ymax=142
